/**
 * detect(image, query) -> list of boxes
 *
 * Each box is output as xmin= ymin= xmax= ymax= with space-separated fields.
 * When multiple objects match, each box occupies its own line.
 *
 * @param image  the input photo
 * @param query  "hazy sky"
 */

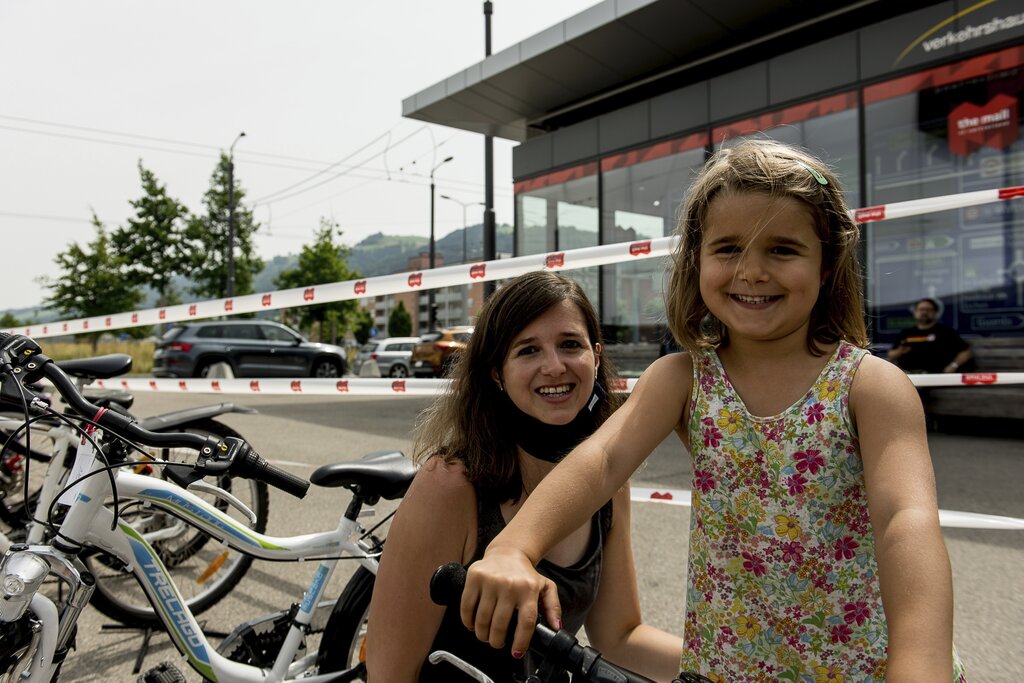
xmin=0 ymin=0 xmax=599 ymax=310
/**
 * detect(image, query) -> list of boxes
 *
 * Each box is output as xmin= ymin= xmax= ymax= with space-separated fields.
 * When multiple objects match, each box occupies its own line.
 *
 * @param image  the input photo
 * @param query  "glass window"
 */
xmin=195 ymin=326 xmax=224 ymax=339
xmin=599 ymin=135 xmax=708 ymax=371
xmin=261 ymin=325 xmax=299 ymax=342
xmin=864 ymin=47 xmax=1024 ymax=342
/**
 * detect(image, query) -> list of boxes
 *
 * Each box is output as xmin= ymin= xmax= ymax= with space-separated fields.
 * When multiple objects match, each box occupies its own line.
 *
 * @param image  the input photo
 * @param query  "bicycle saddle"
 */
xmin=56 ymin=354 xmax=133 ymax=380
xmin=310 ymin=450 xmax=416 ymax=500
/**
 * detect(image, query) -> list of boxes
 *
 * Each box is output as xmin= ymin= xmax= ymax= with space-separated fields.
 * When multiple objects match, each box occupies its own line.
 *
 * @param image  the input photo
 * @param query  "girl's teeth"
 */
xmin=538 ymin=385 xmax=570 ymax=395
xmin=735 ymin=294 xmax=773 ymax=304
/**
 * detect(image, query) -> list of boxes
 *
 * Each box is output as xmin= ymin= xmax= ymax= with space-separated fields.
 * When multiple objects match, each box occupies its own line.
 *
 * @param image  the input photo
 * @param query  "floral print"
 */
xmin=681 ymin=342 xmax=967 ymax=682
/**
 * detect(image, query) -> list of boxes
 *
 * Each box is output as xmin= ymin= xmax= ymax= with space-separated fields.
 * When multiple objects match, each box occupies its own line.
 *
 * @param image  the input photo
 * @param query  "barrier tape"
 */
xmin=9 ymin=184 xmax=1024 ymax=339
xmin=629 ymin=487 xmax=1024 ymax=530
xmin=87 ymin=372 xmax=1024 ymax=396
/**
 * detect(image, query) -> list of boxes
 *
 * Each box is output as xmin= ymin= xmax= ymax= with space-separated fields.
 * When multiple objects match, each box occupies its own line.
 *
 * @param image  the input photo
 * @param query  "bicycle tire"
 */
xmin=316 ymin=566 xmax=374 ymax=677
xmin=86 ymin=418 xmax=270 ymax=627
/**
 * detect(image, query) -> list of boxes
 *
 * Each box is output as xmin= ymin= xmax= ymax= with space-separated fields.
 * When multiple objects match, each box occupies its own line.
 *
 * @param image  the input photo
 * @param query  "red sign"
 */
xmin=188 ymin=304 xmax=197 ymax=317
xmin=303 ymin=287 xmax=315 ymax=302
xmin=211 ymin=381 xmax=221 ymax=391
xmin=948 ymin=94 xmax=1019 ymax=156
xmin=62 ymin=323 xmax=69 ymax=332
xmin=83 ymin=320 xmax=89 ymax=330
xmin=629 ymin=241 xmax=652 ymax=256
xmin=24 ymin=328 xmax=29 ymax=335
xmin=392 ymin=380 xmax=407 ymax=393
xmin=961 ymin=372 xmax=997 ymax=385
xmin=336 ymin=380 xmax=349 ymax=392
xmin=469 ymin=264 xmax=486 ymax=279
xmin=148 ymin=380 xmax=157 ymax=390
xmin=178 ymin=381 xmax=188 ymax=391
xmin=224 ymin=299 xmax=233 ymax=312
xmin=42 ymin=326 xmax=48 ymax=334
xmin=131 ymin=313 xmax=138 ymax=323
xmin=290 ymin=380 xmax=302 ymax=392
xmin=105 ymin=317 xmax=112 ymax=327
xmin=249 ymin=380 xmax=261 ymax=392
xmin=998 ymin=186 xmax=1024 ymax=200
xmin=545 ymin=253 xmax=565 ymax=268
xmin=609 ymin=378 xmax=628 ymax=392
xmin=354 ymin=280 xmax=367 ymax=295
xmin=159 ymin=309 xmax=166 ymax=321
xmin=407 ymin=273 xmax=423 ymax=288
xmin=121 ymin=380 xmax=129 ymax=390
xmin=262 ymin=294 xmax=273 ymax=307
xmin=854 ymin=206 xmax=886 ymax=223
xmin=650 ymin=491 xmax=674 ymax=500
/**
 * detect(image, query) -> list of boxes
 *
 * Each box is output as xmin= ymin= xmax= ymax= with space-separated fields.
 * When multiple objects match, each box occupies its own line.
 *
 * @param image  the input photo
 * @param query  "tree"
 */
xmin=387 ymin=301 xmax=413 ymax=337
xmin=274 ymin=218 xmax=360 ymax=342
xmin=185 ymin=152 xmax=263 ymax=299
xmin=352 ymin=309 xmax=373 ymax=345
xmin=111 ymin=162 xmax=191 ymax=307
xmin=0 ymin=312 xmax=19 ymax=328
xmin=43 ymin=214 xmax=144 ymax=350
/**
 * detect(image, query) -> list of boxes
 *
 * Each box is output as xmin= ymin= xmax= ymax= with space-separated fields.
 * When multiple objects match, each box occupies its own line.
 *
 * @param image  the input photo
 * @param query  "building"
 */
xmin=403 ymin=0 xmax=1024 ymax=373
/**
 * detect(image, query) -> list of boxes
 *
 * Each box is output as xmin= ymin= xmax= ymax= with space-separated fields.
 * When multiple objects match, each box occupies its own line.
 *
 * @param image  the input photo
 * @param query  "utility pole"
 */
xmin=429 ymin=156 xmax=454 ymax=330
xmin=226 ymin=131 xmax=246 ymax=298
xmin=483 ymin=1 xmax=496 ymax=300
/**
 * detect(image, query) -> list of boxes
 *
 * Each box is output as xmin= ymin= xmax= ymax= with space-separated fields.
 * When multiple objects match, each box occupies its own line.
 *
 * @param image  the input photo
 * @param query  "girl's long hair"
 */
xmin=413 ymin=270 xmax=619 ymax=502
xmin=666 ymin=139 xmax=868 ymax=355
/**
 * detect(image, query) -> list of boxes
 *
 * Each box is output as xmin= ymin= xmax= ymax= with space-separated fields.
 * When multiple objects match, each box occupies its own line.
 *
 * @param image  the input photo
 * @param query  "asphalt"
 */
xmin=45 ymin=392 xmax=1023 ymax=682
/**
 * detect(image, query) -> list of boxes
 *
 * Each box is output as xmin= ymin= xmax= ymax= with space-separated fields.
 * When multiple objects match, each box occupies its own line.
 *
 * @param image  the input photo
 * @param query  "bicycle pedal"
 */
xmin=137 ymin=661 xmax=187 ymax=683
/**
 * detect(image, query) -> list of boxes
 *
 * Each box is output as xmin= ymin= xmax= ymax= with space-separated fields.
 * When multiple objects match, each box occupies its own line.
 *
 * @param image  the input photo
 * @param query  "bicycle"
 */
xmin=0 ymin=353 xmax=268 ymax=629
xmin=0 ymin=333 xmax=413 ymax=682
xmin=428 ymin=563 xmax=713 ymax=683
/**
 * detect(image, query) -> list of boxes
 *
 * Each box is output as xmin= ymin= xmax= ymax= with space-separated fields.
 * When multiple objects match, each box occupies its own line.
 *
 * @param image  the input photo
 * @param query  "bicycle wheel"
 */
xmin=316 ymin=566 xmax=374 ymax=677
xmin=86 ymin=418 xmax=270 ymax=627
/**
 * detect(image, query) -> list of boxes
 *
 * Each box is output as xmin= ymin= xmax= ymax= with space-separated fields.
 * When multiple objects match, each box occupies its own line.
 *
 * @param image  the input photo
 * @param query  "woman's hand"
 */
xmin=461 ymin=545 xmax=562 ymax=657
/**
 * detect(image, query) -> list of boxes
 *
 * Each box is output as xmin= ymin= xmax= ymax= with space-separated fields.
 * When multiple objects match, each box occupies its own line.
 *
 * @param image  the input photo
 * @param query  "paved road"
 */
xmin=55 ymin=392 xmax=1023 ymax=682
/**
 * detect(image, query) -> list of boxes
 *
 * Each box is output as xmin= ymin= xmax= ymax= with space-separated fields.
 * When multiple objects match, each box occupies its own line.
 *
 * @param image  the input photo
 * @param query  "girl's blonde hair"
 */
xmin=665 ymin=139 xmax=867 ymax=355
xmin=413 ymin=270 xmax=620 ymax=502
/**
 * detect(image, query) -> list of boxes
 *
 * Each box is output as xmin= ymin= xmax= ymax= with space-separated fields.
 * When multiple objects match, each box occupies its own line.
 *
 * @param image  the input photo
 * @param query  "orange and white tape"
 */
xmin=9 ymin=185 xmax=1024 ymax=339
xmin=87 ymin=372 xmax=1024 ymax=397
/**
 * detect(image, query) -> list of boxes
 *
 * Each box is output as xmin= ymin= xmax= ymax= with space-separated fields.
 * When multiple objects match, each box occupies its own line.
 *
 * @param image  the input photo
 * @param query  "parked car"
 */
xmin=410 ymin=326 xmax=474 ymax=378
xmin=353 ymin=337 xmax=421 ymax=377
xmin=153 ymin=320 xmax=348 ymax=378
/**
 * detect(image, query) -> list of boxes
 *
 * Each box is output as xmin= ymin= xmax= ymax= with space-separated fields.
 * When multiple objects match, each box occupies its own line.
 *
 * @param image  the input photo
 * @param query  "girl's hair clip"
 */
xmin=795 ymin=160 xmax=828 ymax=186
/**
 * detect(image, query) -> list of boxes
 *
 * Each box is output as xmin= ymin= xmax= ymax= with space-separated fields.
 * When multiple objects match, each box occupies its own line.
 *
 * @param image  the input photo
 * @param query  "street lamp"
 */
xmin=440 ymin=194 xmax=485 ymax=263
xmin=429 ymin=155 xmax=454 ymax=330
xmin=226 ymin=130 xmax=246 ymax=298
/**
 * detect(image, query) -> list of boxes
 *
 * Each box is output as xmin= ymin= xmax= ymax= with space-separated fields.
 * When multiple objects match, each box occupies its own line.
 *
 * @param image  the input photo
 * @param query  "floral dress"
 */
xmin=681 ymin=342 xmax=967 ymax=683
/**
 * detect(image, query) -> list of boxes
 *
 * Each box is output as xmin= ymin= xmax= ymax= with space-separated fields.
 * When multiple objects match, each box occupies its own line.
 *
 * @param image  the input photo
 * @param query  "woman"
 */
xmin=366 ymin=270 xmax=682 ymax=682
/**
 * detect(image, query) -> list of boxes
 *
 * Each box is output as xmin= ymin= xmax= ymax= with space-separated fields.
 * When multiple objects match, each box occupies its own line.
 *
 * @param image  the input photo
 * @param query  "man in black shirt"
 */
xmin=888 ymin=298 xmax=972 ymax=373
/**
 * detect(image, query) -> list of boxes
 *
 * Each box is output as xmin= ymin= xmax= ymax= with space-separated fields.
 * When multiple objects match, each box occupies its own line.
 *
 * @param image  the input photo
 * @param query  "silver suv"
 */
xmin=153 ymin=320 xmax=348 ymax=378
xmin=353 ymin=337 xmax=421 ymax=377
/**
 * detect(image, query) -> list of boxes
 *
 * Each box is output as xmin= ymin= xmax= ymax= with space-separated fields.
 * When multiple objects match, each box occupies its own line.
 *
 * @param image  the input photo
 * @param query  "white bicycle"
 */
xmin=0 ymin=333 xmax=414 ymax=682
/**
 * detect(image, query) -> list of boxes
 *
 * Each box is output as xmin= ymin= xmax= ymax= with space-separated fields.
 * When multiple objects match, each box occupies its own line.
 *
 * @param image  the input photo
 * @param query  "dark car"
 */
xmin=410 ymin=326 xmax=473 ymax=378
xmin=153 ymin=320 xmax=347 ymax=378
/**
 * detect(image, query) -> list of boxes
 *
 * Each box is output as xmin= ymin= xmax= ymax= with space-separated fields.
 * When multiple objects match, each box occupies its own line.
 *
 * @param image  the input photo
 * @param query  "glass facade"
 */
xmin=514 ymin=45 xmax=1024 ymax=371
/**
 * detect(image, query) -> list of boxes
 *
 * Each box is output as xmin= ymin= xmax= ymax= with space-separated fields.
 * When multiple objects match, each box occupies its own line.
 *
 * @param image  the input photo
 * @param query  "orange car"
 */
xmin=410 ymin=326 xmax=473 ymax=377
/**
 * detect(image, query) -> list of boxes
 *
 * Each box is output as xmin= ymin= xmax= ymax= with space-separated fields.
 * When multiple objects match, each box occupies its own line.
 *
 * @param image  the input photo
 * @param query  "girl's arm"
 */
xmin=366 ymin=457 xmax=476 ymax=682
xmin=584 ymin=485 xmax=683 ymax=682
xmin=462 ymin=353 xmax=694 ymax=657
xmin=851 ymin=355 xmax=955 ymax=681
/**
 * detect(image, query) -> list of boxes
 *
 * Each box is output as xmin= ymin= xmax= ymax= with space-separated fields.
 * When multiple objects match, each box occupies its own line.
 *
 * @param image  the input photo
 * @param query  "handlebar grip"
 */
xmin=233 ymin=447 xmax=310 ymax=499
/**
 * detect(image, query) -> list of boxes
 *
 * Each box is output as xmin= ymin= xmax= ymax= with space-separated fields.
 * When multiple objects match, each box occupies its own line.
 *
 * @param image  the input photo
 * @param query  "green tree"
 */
xmin=185 ymin=152 xmax=263 ymax=299
xmin=352 ymin=309 xmax=374 ymax=345
xmin=387 ymin=301 xmax=413 ymax=337
xmin=43 ymin=214 xmax=144 ymax=350
xmin=274 ymin=218 xmax=360 ymax=342
xmin=111 ymin=161 xmax=191 ymax=307
xmin=0 ymin=312 xmax=19 ymax=328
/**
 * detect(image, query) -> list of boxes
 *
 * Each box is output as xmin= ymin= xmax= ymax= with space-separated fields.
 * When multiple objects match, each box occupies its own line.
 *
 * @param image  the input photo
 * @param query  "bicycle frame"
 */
xmin=17 ymin=451 xmax=379 ymax=683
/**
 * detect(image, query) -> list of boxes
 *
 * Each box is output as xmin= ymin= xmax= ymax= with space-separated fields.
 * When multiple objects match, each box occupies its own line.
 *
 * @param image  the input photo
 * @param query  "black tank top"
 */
xmin=418 ymin=492 xmax=613 ymax=683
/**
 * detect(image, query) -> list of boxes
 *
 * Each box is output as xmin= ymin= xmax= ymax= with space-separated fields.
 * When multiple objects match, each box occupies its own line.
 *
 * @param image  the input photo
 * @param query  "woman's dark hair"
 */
xmin=412 ymin=270 xmax=618 ymax=501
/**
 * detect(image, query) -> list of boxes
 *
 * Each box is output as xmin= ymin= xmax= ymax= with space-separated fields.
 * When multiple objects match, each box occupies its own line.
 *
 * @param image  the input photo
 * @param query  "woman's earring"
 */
xmin=497 ymin=381 xmax=504 ymax=392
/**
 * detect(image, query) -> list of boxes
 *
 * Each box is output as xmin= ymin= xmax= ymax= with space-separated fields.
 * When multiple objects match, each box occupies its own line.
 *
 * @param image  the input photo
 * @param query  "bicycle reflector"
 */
xmin=0 ymin=551 xmax=49 ymax=621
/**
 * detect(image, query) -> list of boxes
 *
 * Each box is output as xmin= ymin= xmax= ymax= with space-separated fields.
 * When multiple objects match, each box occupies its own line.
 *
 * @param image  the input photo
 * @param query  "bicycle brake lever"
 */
xmin=186 ymin=480 xmax=258 ymax=525
xmin=427 ymin=650 xmax=495 ymax=683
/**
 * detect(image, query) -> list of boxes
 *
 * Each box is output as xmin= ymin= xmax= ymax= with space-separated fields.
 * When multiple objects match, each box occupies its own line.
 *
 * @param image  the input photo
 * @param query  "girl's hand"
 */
xmin=461 ymin=546 xmax=562 ymax=656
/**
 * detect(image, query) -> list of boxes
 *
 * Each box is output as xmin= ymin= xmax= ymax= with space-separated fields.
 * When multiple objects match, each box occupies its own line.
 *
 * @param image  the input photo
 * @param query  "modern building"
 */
xmin=403 ymin=0 xmax=1024 ymax=373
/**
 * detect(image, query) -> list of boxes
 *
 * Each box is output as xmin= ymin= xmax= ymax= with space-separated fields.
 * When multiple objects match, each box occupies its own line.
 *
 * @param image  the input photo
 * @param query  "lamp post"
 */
xmin=440 ymin=194 xmax=485 ymax=263
xmin=225 ymin=130 xmax=246 ymax=298
xmin=429 ymin=155 xmax=454 ymax=330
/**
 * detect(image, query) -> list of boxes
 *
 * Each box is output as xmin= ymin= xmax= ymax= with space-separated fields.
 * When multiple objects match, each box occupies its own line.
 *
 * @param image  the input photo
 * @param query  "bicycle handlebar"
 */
xmin=0 ymin=332 xmax=309 ymax=499
xmin=430 ymin=562 xmax=667 ymax=683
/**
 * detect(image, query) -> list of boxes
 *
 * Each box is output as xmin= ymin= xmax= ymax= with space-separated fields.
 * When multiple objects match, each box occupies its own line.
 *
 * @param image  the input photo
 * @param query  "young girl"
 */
xmin=366 ymin=271 xmax=682 ymax=682
xmin=461 ymin=140 xmax=967 ymax=682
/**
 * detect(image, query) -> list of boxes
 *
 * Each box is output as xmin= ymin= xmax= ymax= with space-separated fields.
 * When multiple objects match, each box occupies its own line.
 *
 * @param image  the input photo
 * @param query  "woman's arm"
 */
xmin=584 ymin=486 xmax=683 ymax=682
xmin=462 ymin=353 xmax=694 ymax=656
xmin=851 ymin=355 xmax=954 ymax=681
xmin=366 ymin=457 xmax=477 ymax=682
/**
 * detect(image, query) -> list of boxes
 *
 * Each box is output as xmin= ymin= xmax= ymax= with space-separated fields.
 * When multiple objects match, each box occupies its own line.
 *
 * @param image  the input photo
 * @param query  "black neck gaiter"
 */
xmin=505 ymin=384 xmax=606 ymax=463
